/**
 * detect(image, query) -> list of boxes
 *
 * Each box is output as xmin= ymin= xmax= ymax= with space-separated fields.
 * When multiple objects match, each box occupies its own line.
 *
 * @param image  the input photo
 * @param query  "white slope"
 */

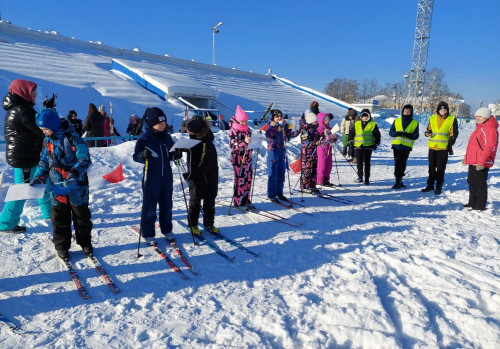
xmin=0 ymin=20 xmax=499 ymax=349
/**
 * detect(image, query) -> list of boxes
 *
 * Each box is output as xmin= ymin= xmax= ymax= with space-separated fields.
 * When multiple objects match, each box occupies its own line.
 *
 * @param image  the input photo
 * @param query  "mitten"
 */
xmin=141 ymin=148 xmax=152 ymax=160
xmin=476 ymin=164 xmax=485 ymax=171
xmin=395 ymin=131 xmax=405 ymax=137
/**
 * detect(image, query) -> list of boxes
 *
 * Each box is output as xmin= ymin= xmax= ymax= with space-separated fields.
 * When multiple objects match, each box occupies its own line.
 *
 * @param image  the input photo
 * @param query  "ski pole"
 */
xmin=137 ymin=158 xmax=149 ymax=258
xmin=175 ymin=159 xmax=196 ymax=245
xmin=331 ymin=142 xmax=342 ymax=186
xmin=333 ymin=141 xmax=358 ymax=176
xmin=282 ymin=127 xmax=294 ymax=205
xmin=250 ymin=147 xmax=260 ymax=203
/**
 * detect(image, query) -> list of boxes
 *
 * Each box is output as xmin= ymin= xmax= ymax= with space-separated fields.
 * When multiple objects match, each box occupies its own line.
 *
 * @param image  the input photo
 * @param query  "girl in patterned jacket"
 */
xmin=229 ymin=105 xmax=254 ymax=209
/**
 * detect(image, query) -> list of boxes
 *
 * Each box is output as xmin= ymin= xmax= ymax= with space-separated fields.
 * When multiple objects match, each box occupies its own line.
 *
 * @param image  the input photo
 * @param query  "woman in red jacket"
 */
xmin=463 ymin=108 xmax=499 ymax=211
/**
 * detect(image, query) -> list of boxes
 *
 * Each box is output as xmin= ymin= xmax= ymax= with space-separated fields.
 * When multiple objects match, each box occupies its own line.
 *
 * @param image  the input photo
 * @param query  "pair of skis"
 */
xmin=294 ymin=189 xmax=356 ymax=205
xmin=222 ymin=200 xmax=304 ymax=227
xmin=0 ymin=313 xmax=25 ymax=334
xmin=57 ymin=250 xmax=120 ymax=299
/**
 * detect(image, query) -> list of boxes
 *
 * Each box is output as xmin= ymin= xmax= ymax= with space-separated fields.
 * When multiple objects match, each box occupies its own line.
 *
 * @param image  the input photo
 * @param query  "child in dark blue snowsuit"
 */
xmin=133 ymin=107 xmax=175 ymax=238
xmin=32 ymin=109 xmax=93 ymax=260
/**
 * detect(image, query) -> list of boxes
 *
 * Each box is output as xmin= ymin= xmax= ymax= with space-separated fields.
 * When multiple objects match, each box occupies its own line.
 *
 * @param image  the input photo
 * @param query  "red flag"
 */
xmin=102 ymin=163 xmax=124 ymax=183
xmin=289 ymin=156 xmax=301 ymax=174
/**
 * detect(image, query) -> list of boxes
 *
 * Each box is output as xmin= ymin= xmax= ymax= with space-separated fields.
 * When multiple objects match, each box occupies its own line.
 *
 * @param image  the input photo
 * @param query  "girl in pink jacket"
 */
xmin=316 ymin=112 xmax=337 ymax=186
xmin=463 ymin=108 xmax=498 ymax=210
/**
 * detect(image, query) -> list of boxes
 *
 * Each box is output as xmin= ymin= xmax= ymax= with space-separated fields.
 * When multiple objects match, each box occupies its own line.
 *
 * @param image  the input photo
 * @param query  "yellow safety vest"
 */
xmin=392 ymin=118 xmax=418 ymax=149
xmin=428 ymin=114 xmax=455 ymax=150
xmin=354 ymin=121 xmax=376 ymax=147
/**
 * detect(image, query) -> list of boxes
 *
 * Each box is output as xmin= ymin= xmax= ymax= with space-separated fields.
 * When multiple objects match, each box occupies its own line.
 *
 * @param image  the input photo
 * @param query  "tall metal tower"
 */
xmin=406 ymin=0 xmax=434 ymax=112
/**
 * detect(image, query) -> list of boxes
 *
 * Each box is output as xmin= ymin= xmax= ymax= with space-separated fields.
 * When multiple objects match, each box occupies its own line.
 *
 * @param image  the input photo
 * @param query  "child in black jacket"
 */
xmin=182 ymin=116 xmax=219 ymax=235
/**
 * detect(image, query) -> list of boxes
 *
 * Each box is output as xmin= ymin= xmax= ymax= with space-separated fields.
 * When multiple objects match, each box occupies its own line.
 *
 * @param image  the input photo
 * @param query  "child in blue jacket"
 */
xmin=31 ymin=109 xmax=93 ymax=260
xmin=133 ymin=107 xmax=175 ymax=239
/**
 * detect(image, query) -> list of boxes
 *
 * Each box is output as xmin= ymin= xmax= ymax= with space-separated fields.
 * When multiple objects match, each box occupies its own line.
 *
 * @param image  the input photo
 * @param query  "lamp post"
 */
xmin=211 ymin=22 xmax=223 ymax=65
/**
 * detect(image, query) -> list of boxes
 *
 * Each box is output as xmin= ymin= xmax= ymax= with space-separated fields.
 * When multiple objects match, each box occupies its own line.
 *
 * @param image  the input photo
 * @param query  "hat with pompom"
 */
xmin=304 ymin=112 xmax=318 ymax=124
xmin=36 ymin=108 xmax=61 ymax=132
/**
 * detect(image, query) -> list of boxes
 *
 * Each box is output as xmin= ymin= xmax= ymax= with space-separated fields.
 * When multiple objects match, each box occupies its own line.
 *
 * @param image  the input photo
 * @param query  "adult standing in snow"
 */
xmin=67 ymin=110 xmax=83 ymax=136
xmin=99 ymin=104 xmax=111 ymax=146
xmin=316 ymin=112 xmax=337 ymax=187
xmin=229 ymin=105 xmax=254 ymax=209
xmin=421 ymin=101 xmax=459 ymax=195
xmin=300 ymin=112 xmax=322 ymax=192
xmin=389 ymin=104 xmax=419 ymax=189
xmin=265 ymin=109 xmax=297 ymax=202
xmin=183 ymin=116 xmax=219 ymax=235
xmin=31 ymin=108 xmax=93 ymax=260
xmin=133 ymin=107 xmax=175 ymax=239
xmin=341 ymin=108 xmax=357 ymax=161
xmin=349 ymin=109 xmax=381 ymax=185
xmin=463 ymin=108 xmax=498 ymax=211
xmin=0 ymin=79 xmax=52 ymax=233
xmin=82 ymin=103 xmax=105 ymax=147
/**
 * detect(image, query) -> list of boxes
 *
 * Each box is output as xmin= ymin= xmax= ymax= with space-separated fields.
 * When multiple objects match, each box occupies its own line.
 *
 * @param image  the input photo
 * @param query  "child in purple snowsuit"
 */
xmin=316 ymin=112 xmax=337 ymax=187
xmin=300 ymin=112 xmax=321 ymax=192
xmin=229 ymin=105 xmax=254 ymax=209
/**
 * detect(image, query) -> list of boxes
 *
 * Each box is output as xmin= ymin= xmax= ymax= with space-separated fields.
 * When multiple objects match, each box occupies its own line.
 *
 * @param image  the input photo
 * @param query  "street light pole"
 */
xmin=211 ymin=22 xmax=223 ymax=65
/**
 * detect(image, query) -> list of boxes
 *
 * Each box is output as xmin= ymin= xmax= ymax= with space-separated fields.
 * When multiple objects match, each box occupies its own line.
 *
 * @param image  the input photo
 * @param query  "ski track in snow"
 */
xmin=1 ymin=126 xmax=499 ymax=348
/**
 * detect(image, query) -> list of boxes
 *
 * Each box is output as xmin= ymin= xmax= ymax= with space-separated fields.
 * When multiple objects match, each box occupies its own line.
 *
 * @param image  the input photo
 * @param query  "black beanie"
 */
xmin=146 ymin=107 xmax=166 ymax=127
xmin=360 ymin=108 xmax=371 ymax=117
xmin=436 ymin=101 xmax=449 ymax=114
xmin=187 ymin=116 xmax=205 ymax=133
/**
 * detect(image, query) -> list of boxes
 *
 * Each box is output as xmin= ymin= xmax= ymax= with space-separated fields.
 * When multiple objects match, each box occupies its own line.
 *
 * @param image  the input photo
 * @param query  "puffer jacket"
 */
xmin=2 ymin=92 xmax=44 ymax=168
xmin=464 ymin=116 xmax=499 ymax=168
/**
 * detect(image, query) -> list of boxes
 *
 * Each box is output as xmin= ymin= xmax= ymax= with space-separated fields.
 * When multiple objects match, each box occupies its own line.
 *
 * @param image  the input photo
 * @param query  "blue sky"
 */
xmin=1 ymin=0 xmax=499 ymax=109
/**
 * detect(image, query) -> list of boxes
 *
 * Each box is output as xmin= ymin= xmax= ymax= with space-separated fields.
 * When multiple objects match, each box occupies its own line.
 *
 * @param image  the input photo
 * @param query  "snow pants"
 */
xmin=52 ymin=199 xmax=92 ymax=253
xmin=0 ymin=167 xmax=51 ymax=231
xmin=300 ymin=146 xmax=317 ymax=190
xmin=355 ymin=148 xmax=373 ymax=181
xmin=267 ymin=150 xmax=286 ymax=199
xmin=231 ymin=150 xmax=253 ymax=206
xmin=316 ymin=144 xmax=333 ymax=184
xmin=188 ymin=170 xmax=218 ymax=228
xmin=467 ymin=165 xmax=489 ymax=210
xmin=426 ymin=149 xmax=448 ymax=190
xmin=140 ymin=169 xmax=173 ymax=238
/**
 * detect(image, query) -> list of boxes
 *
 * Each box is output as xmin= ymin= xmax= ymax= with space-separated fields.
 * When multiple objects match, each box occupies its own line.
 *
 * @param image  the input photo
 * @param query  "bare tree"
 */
xmin=325 ymin=78 xmax=358 ymax=103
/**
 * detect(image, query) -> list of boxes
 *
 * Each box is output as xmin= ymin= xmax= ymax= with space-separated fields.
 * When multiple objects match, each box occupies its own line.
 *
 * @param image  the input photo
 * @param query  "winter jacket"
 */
xmin=265 ymin=120 xmax=297 ymax=152
xmin=425 ymin=114 xmax=459 ymax=151
xmin=464 ymin=116 xmax=499 ymax=168
xmin=69 ymin=118 xmax=83 ymax=136
xmin=34 ymin=119 xmax=91 ymax=205
xmin=2 ymin=91 xmax=44 ymax=168
xmin=340 ymin=117 xmax=354 ymax=135
xmin=349 ymin=119 xmax=381 ymax=149
xmin=133 ymin=127 xmax=175 ymax=176
xmin=389 ymin=115 xmax=419 ymax=151
xmin=184 ymin=126 xmax=218 ymax=181
xmin=82 ymin=112 xmax=105 ymax=147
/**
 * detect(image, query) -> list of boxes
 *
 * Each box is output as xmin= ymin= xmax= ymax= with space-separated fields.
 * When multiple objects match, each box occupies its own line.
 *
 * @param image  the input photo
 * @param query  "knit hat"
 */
xmin=271 ymin=109 xmax=282 ymax=119
xmin=98 ymin=104 xmax=106 ymax=113
xmin=146 ymin=107 xmax=166 ymax=127
xmin=360 ymin=109 xmax=371 ymax=117
xmin=36 ymin=108 xmax=61 ymax=132
xmin=436 ymin=101 xmax=449 ymax=114
xmin=9 ymin=79 xmax=37 ymax=105
xmin=347 ymin=108 xmax=357 ymax=118
xmin=187 ymin=115 xmax=205 ymax=133
xmin=475 ymin=107 xmax=492 ymax=119
xmin=304 ymin=112 xmax=318 ymax=124
xmin=235 ymin=105 xmax=249 ymax=122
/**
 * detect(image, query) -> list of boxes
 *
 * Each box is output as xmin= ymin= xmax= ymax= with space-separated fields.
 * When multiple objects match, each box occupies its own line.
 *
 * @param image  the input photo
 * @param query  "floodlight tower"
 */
xmin=406 ymin=0 xmax=434 ymax=112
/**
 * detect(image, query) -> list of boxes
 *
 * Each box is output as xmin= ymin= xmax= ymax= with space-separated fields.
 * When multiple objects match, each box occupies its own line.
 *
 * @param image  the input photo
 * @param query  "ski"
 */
xmin=270 ymin=199 xmax=314 ymax=216
xmin=0 ymin=313 xmax=25 ymax=334
xmin=259 ymin=102 xmax=274 ymax=121
xmin=154 ymin=223 xmax=198 ymax=276
xmin=166 ymin=238 xmax=199 ymax=276
xmin=199 ymin=225 xmax=261 ymax=257
xmin=247 ymin=207 xmax=303 ymax=228
xmin=176 ymin=221 xmax=235 ymax=262
xmin=131 ymin=226 xmax=189 ymax=280
xmin=293 ymin=189 xmax=355 ymax=205
xmin=85 ymin=253 xmax=120 ymax=293
xmin=57 ymin=256 xmax=91 ymax=299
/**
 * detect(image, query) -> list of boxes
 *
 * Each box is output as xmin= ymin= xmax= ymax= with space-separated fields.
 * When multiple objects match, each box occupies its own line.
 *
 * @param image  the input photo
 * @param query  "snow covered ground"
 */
xmin=0 ymin=124 xmax=499 ymax=348
xmin=0 ymin=19 xmax=499 ymax=349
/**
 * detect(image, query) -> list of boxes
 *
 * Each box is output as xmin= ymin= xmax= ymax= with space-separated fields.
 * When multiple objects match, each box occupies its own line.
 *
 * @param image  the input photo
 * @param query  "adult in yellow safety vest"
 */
xmin=421 ymin=101 xmax=459 ymax=195
xmin=389 ymin=104 xmax=419 ymax=189
xmin=348 ymin=109 xmax=381 ymax=185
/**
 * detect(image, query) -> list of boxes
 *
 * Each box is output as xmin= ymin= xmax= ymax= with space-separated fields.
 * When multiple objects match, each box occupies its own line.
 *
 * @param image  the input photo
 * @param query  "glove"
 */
xmin=476 ymin=164 xmax=485 ymax=171
xmin=270 ymin=121 xmax=277 ymax=127
xmin=66 ymin=168 xmax=79 ymax=181
xmin=141 ymin=148 xmax=152 ymax=160
xmin=30 ymin=177 xmax=44 ymax=186
xmin=395 ymin=131 xmax=405 ymax=137
xmin=173 ymin=148 xmax=183 ymax=159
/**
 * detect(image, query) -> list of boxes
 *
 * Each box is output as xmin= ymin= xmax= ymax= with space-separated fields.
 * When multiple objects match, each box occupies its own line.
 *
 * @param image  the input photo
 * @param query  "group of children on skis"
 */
xmin=2 ymin=79 xmax=497 ymax=261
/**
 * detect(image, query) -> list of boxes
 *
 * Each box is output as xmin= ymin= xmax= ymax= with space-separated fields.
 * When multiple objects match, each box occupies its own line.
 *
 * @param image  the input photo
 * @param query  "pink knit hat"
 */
xmin=235 ymin=105 xmax=248 ymax=122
